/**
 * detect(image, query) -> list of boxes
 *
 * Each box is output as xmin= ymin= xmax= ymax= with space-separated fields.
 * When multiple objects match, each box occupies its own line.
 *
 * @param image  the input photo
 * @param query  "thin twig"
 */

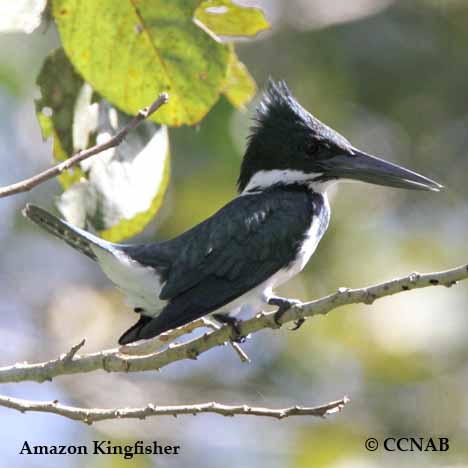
xmin=0 ymin=394 xmax=349 ymax=424
xmin=62 ymin=338 xmax=86 ymax=363
xmin=0 ymin=93 xmax=169 ymax=199
xmin=0 ymin=263 xmax=466 ymax=384
xmin=202 ymin=318 xmax=251 ymax=363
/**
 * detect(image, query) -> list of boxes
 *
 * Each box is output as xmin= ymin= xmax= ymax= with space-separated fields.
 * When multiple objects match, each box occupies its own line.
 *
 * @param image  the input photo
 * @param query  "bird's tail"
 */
xmin=23 ymin=204 xmax=110 ymax=261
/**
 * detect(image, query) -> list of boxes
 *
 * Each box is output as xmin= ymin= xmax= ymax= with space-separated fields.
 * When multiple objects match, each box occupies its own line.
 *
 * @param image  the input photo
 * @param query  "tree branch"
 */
xmin=0 ymin=394 xmax=349 ymax=424
xmin=0 ymin=93 xmax=169 ymax=199
xmin=0 ymin=263 xmax=466 ymax=384
xmin=118 ymin=317 xmax=250 ymax=362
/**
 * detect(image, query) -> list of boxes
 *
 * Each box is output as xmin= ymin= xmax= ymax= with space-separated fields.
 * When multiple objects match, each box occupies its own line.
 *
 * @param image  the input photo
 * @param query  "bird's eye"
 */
xmin=305 ymin=140 xmax=319 ymax=156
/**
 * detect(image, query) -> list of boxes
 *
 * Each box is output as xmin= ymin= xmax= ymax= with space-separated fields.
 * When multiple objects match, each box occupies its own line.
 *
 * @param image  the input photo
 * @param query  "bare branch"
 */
xmin=120 ymin=318 xmax=209 ymax=355
xmin=0 ymin=93 xmax=169 ymax=199
xmin=0 ymin=394 xmax=349 ymax=424
xmin=0 ymin=263 xmax=466 ymax=384
xmin=62 ymin=338 xmax=86 ymax=363
xmin=120 ymin=317 xmax=250 ymax=362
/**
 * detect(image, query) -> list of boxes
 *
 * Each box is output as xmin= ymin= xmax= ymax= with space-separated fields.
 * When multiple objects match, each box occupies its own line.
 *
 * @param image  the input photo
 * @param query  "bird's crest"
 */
xmin=252 ymin=79 xmax=352 ymax=149
xmin=255 ymin=79 xmax=311 ymax=131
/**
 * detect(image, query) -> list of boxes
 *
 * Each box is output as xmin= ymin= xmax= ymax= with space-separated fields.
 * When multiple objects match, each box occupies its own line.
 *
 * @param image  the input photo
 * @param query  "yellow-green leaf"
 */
xmin=57 ymin=110 xmax=171 ymax=242
xmin=194 ymin=0 xmax=270 ymax=37
xmin=223 ymin=49 xmax=256 ymax=109
xmin=52 ymin=0 xmax=230 ymax=127
xmin=98 ymin=126 xmax=171 ymax=242
xmin=35 ymin=48 xmax=86 ymax=188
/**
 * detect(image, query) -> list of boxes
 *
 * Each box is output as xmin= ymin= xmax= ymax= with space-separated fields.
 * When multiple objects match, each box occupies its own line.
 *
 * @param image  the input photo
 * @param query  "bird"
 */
xmin=23 ymin=80 xmax=443 ymax=345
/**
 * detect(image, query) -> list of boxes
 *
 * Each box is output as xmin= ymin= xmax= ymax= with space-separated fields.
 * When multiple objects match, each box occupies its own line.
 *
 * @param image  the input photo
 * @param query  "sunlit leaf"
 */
xmin=57 ymin=104 xmax=170 ymax=242
xmin=35 ymin=47 xmax=88 ymax=188
xmin=52 ymin=0 xmax=230 ymax=127
xmin=194 ymin=0 xmax=270 ymax=37
xmin=223 ymin=48 xmax=256 ymax=109
xmin=0 ymin=0 xmax=48 ymax=33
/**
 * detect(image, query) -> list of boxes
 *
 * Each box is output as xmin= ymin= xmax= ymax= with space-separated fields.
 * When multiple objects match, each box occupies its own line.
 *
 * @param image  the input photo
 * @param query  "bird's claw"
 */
xmin=212 ymin=314 xmax=246 ymax=343
xmin=289 ymin=318 xmax=306 ymax=331
xmin=268 ymin=297 xmax=301 ymax=327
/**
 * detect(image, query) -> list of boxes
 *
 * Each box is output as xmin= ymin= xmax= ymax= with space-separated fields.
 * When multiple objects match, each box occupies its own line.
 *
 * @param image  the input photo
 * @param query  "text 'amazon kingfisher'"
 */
xmin=24 ymin=80 xmax=442 ymax=345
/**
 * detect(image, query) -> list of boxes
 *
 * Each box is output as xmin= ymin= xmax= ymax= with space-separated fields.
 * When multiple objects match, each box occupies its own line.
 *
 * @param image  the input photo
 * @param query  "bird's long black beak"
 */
xmin=322 ymin=150 xmax=443 ymax=191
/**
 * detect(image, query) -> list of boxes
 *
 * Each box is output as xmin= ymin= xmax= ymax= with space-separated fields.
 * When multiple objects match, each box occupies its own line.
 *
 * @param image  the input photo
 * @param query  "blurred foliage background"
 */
xmin=1 ymin=0 xmax=468 ymax=467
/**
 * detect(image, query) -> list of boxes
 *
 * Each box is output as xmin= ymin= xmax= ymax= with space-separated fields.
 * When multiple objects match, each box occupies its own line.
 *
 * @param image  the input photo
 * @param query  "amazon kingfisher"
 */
xmin=24 ymin=80 xmax=442 ymax=345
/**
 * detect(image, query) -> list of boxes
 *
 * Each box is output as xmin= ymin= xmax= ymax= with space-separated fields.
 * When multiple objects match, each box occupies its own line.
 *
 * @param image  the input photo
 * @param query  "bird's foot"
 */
xmin=212 ymin=314 xmax=246 ymax=343
xmin=268 ymin=296 xmax=302 ymax=328
xmin=289 ymin=317 xmax=306 ymax=331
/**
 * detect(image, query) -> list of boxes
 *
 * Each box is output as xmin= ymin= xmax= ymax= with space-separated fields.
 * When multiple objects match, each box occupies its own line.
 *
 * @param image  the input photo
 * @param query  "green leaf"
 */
xmin=0 ymin=0 xmax=48 ymax=33
xmin=35 ymin=48 xmax=88 ymax=188
xmin=223 ymin=48 xmax=256 ymax=109
xmin=36 ymin=48 xmax=170 ymax=241
xmin=194 ymin=0 xmax=270 ymax=37
xmin=52 ymin=0 xmax=231 ymax=127
xmin=57 ymin=106 xmax=170 ymax=242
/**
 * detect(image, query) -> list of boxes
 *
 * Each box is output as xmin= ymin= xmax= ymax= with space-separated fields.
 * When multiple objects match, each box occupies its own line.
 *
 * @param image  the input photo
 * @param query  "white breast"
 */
xmin=271 ymin=193 xmax=330 ymax=288
xmin=214 ymin=194 xmax=330 ymax=317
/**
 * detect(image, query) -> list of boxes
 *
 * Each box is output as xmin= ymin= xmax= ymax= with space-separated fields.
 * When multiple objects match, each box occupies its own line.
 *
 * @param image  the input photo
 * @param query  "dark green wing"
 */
xmin=120 ymin=188 xmax=322 ymax=343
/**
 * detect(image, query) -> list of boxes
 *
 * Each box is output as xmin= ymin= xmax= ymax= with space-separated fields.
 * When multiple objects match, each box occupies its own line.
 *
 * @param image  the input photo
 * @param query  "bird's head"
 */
xmin=237 ymin=80 xmax=442 ymax=194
